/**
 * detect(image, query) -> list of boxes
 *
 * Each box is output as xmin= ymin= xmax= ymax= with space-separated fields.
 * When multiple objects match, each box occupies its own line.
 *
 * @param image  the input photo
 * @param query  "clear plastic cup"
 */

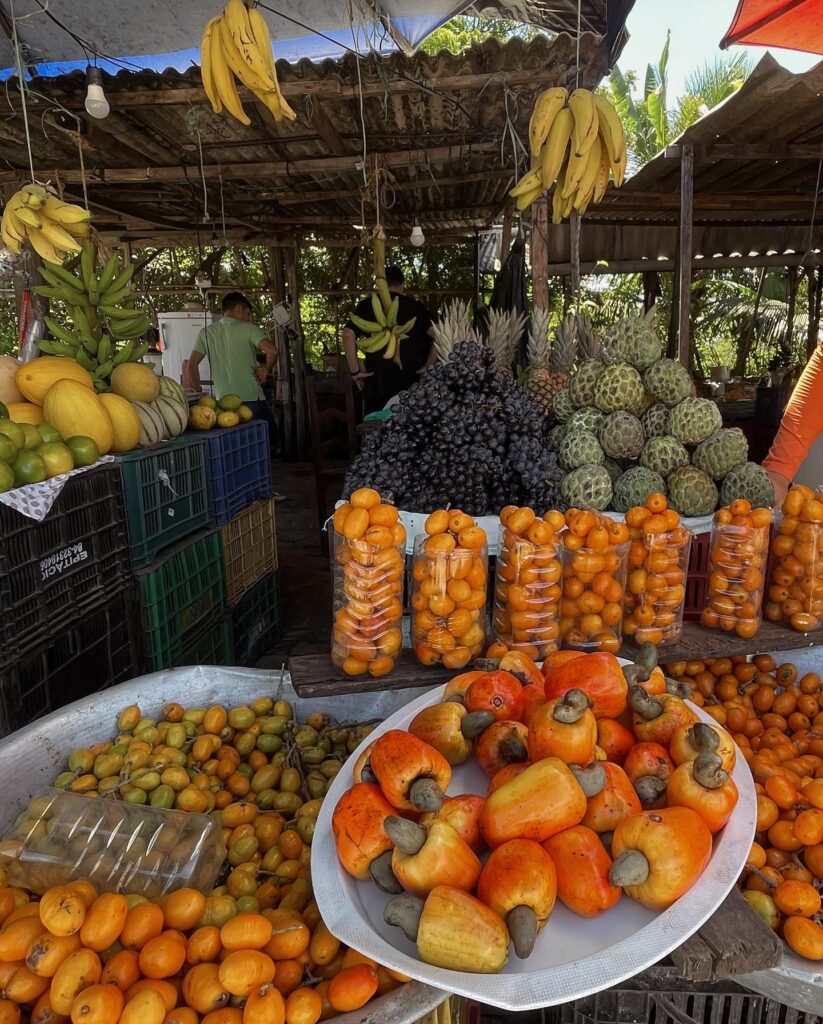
xmin=766 ymin=511 xmax=821 ymax=632
xmin=624 ymin=527 xmax=692 ymax=646
xmin=559 ymin=541 xmax=629 ymax=654
xmin=704 ymin=517 xmax=770 ymax=638
xmin=331 ymin=528 xmax=405 ymax=678
xmin=493 ymin=530 xmax=561 ymax=660
xmin=411 ymin=535 xmax=488 ymax=668
xmin=0 ymin=788 xmax=226 ymax=897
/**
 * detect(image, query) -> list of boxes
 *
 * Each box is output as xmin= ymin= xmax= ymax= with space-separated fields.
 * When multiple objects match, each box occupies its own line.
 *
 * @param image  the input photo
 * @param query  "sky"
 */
xmin=618 ymin=0 xmax=819 ymax=96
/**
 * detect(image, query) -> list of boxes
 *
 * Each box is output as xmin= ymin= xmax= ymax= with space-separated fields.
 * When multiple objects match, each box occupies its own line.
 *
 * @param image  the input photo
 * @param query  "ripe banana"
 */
xmin=200 ymin=18 xmax=224 ymax=115
xmin=383 ymin=334 xmax=398 ymax=361
xmin=26 ymin=228 xmax=61 ymax=263
xmin=593 ymin=94 xmax=626 ymax=164
xmin=509 ymin=167 xmax=543 ymax=199
xmin=207 ymin=16 xmax=251 ymax=125
xmin=247 ymin=6 xmax=296 ymax=120
xmin=592 ymin=142 xmax=612 ymax=205
xmin=528 ymin=87 xmax=568 ymax=158
xmin=516 ymin=184 xmax=543 ymax=212
xmin=42 ymin=196 xmax=90 ymax=225
xmin=568 ymin=89 xmax=599 ymax=159
xmin=38 ymin=219 xmax=82 ymax=254
xmin=573 ymin=137 xmax=602 ymax=214
xmin=540 ymin=107 xmax=574 ymax=189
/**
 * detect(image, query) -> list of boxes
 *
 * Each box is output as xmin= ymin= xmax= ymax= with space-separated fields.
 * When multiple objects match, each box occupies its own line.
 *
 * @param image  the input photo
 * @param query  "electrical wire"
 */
xmin=29 ymin=0 xmax=145 ymax=72
xmin=255 ymin=1 xmax=375 ymax=58
xmin=9 ymin=0 xmax=34 ymax=181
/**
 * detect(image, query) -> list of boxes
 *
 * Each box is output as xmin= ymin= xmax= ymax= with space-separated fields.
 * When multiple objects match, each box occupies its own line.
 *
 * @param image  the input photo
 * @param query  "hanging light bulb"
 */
xmin=409 ymin=221 xmax=425 ymax=246
xmin=84 ymin=66 xmax=110 ymax=119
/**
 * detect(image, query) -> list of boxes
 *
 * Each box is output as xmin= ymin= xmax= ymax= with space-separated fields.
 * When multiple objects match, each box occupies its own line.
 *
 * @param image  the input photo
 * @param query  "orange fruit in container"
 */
xmin=766 ymin=486 xmax=823 ymax=633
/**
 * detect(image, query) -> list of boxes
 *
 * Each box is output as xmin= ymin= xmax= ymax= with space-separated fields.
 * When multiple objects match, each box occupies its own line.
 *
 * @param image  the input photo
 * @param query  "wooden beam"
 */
xmin=32 ymin=69 xmax=578 ymax=112
xmin=285 ymin=243 xmax=307 ymax=458
xmin=546 ymin=251 xmax=823 ymax=275
xmin=275 ymin=170 xmax=512 ymax=207
xmin=667 ymin=142 xmax=823 ymax=161
xmin=677 ymin=144 xmax=694 ymax=368
xmin=268 ymin=246 xmax=294 ymax=459
xmin=6 ymin=141 xmax=497 ymax=186
xmin=531 ymin=197 xmax=549 ymax=309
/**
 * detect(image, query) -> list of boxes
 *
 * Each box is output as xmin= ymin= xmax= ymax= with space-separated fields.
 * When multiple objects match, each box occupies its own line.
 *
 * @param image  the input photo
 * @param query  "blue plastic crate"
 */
xmin=199 ymin=421 xmax=272 ymax=526
xmin=115 ymin=436 xmax=211 ymax=568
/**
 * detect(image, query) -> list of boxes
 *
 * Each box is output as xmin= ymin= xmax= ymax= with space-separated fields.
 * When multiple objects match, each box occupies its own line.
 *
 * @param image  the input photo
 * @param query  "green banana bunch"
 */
xmin=352 ymin=290 xmax=416 ymax=366
xmin=35 ymin=241 xmax=153 ymax=385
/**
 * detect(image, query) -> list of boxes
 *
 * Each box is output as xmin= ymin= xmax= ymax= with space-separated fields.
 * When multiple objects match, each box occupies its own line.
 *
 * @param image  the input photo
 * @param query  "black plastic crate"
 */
xmin=0 ymin=465 xmax=131 ymax=666
xmin=177 ymin=612 xmax=234 ymax=668
xmin=0 ymin=586 xmax=142 ymax=737
xmin=231 ymin=571 xmax=280 ymax=666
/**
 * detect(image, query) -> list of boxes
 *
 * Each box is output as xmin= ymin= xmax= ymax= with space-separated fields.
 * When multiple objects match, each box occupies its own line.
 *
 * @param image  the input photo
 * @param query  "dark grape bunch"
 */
xmin=344 ymin=342 xmax=564 ymax=515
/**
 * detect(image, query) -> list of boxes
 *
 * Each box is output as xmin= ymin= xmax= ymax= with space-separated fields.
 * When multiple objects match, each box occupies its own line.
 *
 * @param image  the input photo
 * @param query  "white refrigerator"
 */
xmin=157 ymin=310 xmax=216 ymax=387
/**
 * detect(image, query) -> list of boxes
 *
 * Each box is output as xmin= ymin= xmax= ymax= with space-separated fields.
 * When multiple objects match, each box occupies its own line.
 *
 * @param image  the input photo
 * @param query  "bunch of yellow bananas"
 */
xmin=350 ymin=293 xmax=416 ymax=366
xmin=201 ymin=0 xmax=296 ymax=124
xmin=1 ymin=185 xmax=90 ymax=261
xmin=510 ymin=87 xmax=628 ymax=223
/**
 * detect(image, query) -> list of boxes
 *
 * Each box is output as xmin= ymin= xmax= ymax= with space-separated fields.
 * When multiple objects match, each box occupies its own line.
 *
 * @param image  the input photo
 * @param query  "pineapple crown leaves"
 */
xmin=527 ymin=307 xmax=551 ymax=370
xmin=550 ymin=314 xmax=579 ymax=374
xmin=432 ymin=298 xmax=478 ymax=362
xmin=484 ymin=307 xmax=528 ymax=374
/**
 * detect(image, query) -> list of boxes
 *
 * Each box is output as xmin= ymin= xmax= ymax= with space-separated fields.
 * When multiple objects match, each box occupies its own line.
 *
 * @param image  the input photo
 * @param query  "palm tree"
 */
xmin=608 ymin=33 xmax=752 ymax=170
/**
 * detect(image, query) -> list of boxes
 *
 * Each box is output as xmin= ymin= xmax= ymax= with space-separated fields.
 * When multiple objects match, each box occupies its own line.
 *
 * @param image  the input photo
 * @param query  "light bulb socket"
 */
xmin=86 ymin=65 xmax=104 ymax=89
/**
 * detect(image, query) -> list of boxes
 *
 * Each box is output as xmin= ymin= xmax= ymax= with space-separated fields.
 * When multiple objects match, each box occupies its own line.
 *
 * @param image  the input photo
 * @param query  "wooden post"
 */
xmin=499 ymin=200 xmax=513 ymax=267
xmin=807 ymin=267 xmax=819 ymax=360
xmin=569 ymin=211 xmax=581 ymax=301
xmin=285 ymin=240 xmax=307 ymax=458
xmin=531 ymin=197 xmax=549 ymax=310
xmin=676 ymin=145 xmax=694 ymax=368
xmin=472 ymin=231 xmax=480 ymax=310
xmin=267 ymin=246 xmax=293 ymax=459
xmin=784 ymin=266 xmax=798 ymax=363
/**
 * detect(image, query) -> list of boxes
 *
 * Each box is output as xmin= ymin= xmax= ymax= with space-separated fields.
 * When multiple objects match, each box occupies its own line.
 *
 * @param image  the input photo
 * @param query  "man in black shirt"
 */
xmin=342 ymin=266 xmax=435 ymax=413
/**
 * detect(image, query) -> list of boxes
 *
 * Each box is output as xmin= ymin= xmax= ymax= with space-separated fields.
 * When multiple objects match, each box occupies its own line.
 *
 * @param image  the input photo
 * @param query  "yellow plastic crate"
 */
xmin=221 ymin=499 xmax=278 ymax=607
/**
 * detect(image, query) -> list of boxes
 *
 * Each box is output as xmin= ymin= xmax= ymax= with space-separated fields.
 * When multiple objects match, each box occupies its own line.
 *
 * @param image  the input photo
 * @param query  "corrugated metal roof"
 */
xmin=0 ymin=33 xmax=618 ymax=246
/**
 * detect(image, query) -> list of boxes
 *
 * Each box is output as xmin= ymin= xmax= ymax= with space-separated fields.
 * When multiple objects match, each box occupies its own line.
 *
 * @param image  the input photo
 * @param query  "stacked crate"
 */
xmin=118 ymin=421 xmax=276 ymax=671
xmin=0 ymin=465 xmax=140 ymax=736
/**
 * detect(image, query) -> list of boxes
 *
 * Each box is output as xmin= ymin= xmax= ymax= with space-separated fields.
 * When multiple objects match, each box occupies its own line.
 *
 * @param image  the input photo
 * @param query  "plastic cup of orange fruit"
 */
xmin=558 ymin=508 xmax=629 ymax=654
xmin=622 ymin=499 xmax=692 ymax=646
xmin=492 ymin=505 xmax=563 ymax=661
xmin=330 ymin=489 xmax=406 ymax=677
xmin=765 ymin=485 xmax=823 ymax=633
xmin=702 ymin=500 xmax=771 ymax=639
xmin=411 ymin=509 xmax=488 ymax=668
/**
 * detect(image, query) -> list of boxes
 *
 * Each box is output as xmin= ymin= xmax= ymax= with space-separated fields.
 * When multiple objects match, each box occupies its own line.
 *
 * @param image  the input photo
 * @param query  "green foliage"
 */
xmin=419 ymin=15 xmax=538 ymax=55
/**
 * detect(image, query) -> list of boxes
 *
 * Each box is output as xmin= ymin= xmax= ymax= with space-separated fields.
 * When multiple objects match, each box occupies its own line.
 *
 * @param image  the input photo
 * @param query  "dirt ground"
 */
xmin=256 ymin=461 xmax=336 ymax=668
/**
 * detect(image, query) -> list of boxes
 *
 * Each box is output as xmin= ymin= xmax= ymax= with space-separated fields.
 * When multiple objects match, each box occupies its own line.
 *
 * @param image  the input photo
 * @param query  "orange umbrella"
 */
xmin=721 ymin=0 xmax=823 ymax=55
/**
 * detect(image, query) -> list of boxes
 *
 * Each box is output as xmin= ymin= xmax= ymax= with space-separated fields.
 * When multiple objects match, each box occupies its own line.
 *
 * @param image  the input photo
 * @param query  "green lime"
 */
xmin=37 ymin=424 xmax=62 ymax=445
xmin=66 ymin=436 xmax=99 ymax=467
xmin=0 ymin=401 xmax=7 ymax=419
xmin=12 ymin=450 xmax=46 ymax=486
xmin=0 ymin=462 xmax=12 ymax=492
xmin=21 ymin=424 xmax=41 ymax=450
xmin=218 ymin=393 xmax=242 ymax=411
xmin=0 ymin=420 xmax=24 ymax=450
xmin=39 ymin=442 xmax=74 ymax=478
xmin=0 ymin=435 xmax=16 ymax=463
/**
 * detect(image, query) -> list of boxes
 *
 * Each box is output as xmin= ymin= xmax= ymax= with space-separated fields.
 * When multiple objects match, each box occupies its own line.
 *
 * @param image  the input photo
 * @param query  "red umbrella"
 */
xmin=721 ymin=0 xmax=823 ymax=55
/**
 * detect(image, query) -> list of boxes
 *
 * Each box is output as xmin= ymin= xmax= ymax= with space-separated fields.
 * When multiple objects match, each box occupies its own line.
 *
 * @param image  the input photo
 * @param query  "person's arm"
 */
xmin=254 ymin=336 xmax=278 ymax=384
xmin=342 ymin=326 xmax=372 ymax=390
xmin=763 ymin=342 xmax=823 ymax=505
xmin=188 ymin=350 xmax=205 ymax=392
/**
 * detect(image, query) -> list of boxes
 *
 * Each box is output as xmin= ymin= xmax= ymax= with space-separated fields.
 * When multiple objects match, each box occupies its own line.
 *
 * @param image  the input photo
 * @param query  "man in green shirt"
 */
xmin=189 ymin=291 xmax=278 ymax=444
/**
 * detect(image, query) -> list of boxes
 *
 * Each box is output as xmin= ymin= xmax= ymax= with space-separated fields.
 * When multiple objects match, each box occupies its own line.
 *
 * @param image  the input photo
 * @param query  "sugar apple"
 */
xmin=569 ymin=360 xmax=606 ymax=407
xmin=602 ymin=316 xmax=663 ymax=371
xmin=720 ymin=462 xmax=775 ymax=508
xmin=603 ymin=457 xmax=623 ymax=486
xmin=553 ymin=386 xmax=574 ymax=422
xmin=559 ymin=431 xmax=604 ymax=471
xmin=669 ymin=398 xmax=722 ymax=446
xmin=642 ymin=403 xmax=670 ymax=439
xmin=692 ymin=428 xmax=749 ymax=480
xmin=613 ymin=466 xmax=667 ymax=514
xmin=565 ymin=406 xmax=606 ymax=436
xmin=547 ymin=423 xmax=567 ymax=450
xmin=560 ymin=464 xmax=613 ymax=511
xmin=667 ymin=465 xmax=718 ymax=517
xmin=599 ymin=411 xmax=644 ymax=460
xmin=640 ymin=435 xmax=690 ymax=478
xmin=644 ymin=359 xmax=693 ymax=407
xmin=594 ymin=364 xmax=645 ymax=416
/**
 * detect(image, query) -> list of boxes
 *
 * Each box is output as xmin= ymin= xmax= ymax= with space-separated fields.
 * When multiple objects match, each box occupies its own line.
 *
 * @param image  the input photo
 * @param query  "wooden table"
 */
xmin=622 ymin=619 xmax=823 ymax=665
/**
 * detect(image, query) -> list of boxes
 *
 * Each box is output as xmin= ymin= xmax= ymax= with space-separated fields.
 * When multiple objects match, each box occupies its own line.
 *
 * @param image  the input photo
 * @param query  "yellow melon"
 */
xmin=7 ymin=402 xmax=44 ymax=425
xmin=110 ymin=363 xmax=160 ymax=403
xmin=98 ymin=393 xmax=141 ymax=452
xmin=15 ymin=356 xmax=94 ymax=406
xmin=43 ymin=380 xmax=114 ymax=455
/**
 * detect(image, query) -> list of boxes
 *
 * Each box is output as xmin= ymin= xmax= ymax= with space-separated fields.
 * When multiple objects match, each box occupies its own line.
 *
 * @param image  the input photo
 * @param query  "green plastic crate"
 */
xmin=177 ymin=613 xmax=234 ymax=668
xmin=116 ymin=436 xmax=211 ymax=569
xmin=231 ymin=572 xmax=280 ymax=666
xmin=138 ymin=529 xmax=226 ymax=672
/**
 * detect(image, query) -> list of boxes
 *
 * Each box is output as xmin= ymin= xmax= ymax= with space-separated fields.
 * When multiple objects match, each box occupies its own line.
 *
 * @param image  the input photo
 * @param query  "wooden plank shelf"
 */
xmin=622 ymin=619 xmax=823 ymax=665
xmin=289 ymin=648 xmax=450 ymax=699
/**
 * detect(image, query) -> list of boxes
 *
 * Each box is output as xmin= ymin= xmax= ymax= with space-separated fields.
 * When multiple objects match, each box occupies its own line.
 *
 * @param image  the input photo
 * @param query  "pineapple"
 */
xmin=485 ymin=307 xmax=528 ymax=378
xmin=431 ymin=299 xmax=477 ymax=362
xmin=546 ymin=313 xmax=578 ymax=405
xmin=525 ymin=308 xmax=553 ymax=414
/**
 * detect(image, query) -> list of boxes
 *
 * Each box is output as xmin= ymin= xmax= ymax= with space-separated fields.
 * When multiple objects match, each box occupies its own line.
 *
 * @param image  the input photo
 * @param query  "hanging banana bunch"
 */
xmin=1 ymin=184 xmax=90 ymax=261
xmin=201 ymin=0 xmax=296 ymax=124
xmin=32 ymin=241 xmax=152 ymax=391
xmin=349 ymin=226 xmax=416 ymax=368
xmin=510 ymin=86 xmax=628 ymax=223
